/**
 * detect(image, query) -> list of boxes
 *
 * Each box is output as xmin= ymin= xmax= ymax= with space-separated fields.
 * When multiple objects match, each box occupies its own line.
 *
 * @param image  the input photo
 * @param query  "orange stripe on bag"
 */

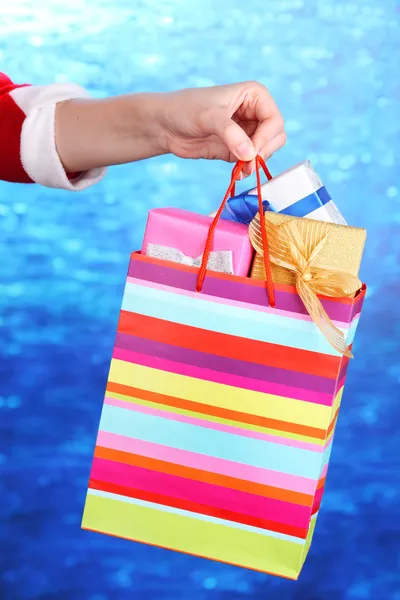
xmin=94 ymin=446 xmax=314 ymax=508
xmin=105 ymin=381 xmax=329 ymax=440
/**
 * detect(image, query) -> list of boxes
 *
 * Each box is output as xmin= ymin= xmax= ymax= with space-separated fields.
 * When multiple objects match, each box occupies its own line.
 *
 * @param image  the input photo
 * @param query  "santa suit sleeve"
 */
xmin=0 ymin=72 xmax=106 ymax=190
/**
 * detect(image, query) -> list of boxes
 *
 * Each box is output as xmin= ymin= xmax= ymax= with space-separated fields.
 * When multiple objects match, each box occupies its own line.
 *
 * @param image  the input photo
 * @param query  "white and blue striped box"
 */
xmin=249 ymin=160 xmax=347 ymax=224
xmin=219 ymin=161 xmax=347 ymax=226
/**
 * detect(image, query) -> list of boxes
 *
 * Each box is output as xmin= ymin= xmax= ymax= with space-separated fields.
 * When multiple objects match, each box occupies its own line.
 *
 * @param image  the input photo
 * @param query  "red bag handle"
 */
xmin=196 ymin=155 xmax=276 ymax=308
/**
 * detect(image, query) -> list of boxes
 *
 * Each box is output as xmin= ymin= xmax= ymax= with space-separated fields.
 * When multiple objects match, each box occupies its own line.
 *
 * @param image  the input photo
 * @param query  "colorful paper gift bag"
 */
xmin=82 ymin=157 xmax=366 ymax=580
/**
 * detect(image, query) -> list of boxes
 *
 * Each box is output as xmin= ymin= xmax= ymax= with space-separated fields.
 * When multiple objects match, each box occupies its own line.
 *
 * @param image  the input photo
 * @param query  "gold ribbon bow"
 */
xmin=249 ymin=214 xmax=362 ymax=358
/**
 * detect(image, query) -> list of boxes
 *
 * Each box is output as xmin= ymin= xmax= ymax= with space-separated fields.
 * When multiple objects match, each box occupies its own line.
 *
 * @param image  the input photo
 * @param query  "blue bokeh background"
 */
xmin=1 ymin=1 xmax=399 ymax=598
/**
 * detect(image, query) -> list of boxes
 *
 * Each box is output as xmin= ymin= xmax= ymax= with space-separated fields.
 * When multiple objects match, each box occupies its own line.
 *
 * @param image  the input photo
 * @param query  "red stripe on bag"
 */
xmin=118 ymin=311 xmax=342 ymax=379
xmin=94 ymin=445 xmax=315 ymax=507
xmin=89 ymin=479 xmax=309 ymax=539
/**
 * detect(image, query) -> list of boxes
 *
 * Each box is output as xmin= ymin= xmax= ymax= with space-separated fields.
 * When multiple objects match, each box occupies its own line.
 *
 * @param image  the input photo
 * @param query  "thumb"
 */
xmin=215 ymin=118 xmax=256 ymax=161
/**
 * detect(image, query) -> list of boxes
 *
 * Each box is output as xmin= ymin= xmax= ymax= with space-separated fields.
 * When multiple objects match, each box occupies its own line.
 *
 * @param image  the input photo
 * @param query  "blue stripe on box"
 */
xmin=275 ymin=186 xmax=332 ymax=218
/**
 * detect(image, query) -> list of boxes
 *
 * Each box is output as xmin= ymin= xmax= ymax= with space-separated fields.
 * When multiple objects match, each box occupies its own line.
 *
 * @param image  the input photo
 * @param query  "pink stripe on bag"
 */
xmin=91 ymin=456 xmax=311 ymax=528
xmin=104 ymin=396 xmax=324 ymax=453
xmin=96 ymin=431 xmax=318 ymax=495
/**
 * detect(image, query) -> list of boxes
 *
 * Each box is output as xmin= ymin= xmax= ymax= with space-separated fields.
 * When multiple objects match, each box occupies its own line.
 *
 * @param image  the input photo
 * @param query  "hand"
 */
xmin=55 ymin=82 xmax=285 ymax=177
xmin=160 ymin=81 xmax=286 ymax=177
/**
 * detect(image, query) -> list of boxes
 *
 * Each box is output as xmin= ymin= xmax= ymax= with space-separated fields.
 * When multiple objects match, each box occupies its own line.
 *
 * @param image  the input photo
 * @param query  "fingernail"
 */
xmin=237 ymin=141 xmax=255 ymax=161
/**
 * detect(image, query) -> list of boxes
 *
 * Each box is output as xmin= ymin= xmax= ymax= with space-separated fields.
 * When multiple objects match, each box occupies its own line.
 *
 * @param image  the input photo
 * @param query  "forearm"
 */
xmin=1 ymin=74 xmax=284 ymax=189
xmin=55 ymin=93 xmax=169 ymax=173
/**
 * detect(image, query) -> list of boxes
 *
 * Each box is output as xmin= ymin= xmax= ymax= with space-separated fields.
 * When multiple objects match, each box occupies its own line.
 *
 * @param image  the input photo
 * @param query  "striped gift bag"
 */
xmin=82 ymin=158 xmax=366 ymax=579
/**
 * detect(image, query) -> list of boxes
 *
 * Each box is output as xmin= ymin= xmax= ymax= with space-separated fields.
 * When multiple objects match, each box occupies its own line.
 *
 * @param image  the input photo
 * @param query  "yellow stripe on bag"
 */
xmin=106 ymin=390 xmax=325 ymax=446
xmin=83 ymin=492 xmax=303 ymax=579
xmin=332 ymin=386 xmax=344 ymax=415
xmin=109 ymin=359 xmax=331 ymax=430
xmin=300 ymin=512 xmax=319 ymax=569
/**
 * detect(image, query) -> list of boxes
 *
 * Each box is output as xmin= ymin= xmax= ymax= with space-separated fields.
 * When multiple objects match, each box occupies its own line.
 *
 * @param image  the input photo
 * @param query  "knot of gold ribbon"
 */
xmin=249 ymin=214 xmax=362 ymax=358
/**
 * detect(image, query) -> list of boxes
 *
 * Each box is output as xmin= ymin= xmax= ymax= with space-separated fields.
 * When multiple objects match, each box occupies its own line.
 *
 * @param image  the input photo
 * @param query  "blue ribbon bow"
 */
xmin=221 ymin=192 xmax=271 ymax=225
xmin=221 ymin=186 xmax=332 ymax=224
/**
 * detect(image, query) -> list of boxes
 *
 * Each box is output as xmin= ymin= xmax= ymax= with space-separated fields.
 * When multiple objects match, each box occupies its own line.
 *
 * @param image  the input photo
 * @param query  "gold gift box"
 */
xmin=250 ymin=212 xmax=366 ymax=286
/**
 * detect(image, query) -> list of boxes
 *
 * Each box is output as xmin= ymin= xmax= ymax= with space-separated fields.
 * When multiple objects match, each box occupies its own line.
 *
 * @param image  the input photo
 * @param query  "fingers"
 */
xmin=201 ymin=107 xmax=257 ymax=162
xmin=241 ymin=129 xmax=287 ymax=177
xmin=251 ymin=114 xmax=285 ymax=158
xmin=242 ymin=84 xmax=285 ymax=176
xmin=263 ymin=130 xmax=287 ymax=159
xmin=196 ymin=82 xmax=285 ymax=174
xmin=215 ymin=118 xmax=257 ymax=162
xmin=240 ymin=158 xmax=256 ymax=179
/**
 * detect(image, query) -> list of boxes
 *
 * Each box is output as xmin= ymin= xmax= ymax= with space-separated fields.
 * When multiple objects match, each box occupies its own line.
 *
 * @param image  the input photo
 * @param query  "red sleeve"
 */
xmin=0 ymin=73 xmax=106 ymax=190
xmin=0 ymin=72 xmax=33 ymax=183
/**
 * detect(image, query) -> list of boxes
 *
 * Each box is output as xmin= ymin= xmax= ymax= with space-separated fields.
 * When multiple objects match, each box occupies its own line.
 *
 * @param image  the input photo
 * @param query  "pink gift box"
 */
xmin=142 ymin=208 xmax=254 ymax=277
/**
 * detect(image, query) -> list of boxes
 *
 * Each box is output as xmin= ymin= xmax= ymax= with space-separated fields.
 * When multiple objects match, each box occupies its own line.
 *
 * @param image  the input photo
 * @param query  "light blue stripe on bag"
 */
xmin=122 ymin=281 xmax=351 ymax=356
xmin=99 ymin=404 xmax=323 ymax=479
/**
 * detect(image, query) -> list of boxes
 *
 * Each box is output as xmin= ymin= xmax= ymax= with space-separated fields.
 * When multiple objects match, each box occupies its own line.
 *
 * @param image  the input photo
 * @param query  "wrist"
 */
xmin=114 ymin=92 xmax=170 ymax=159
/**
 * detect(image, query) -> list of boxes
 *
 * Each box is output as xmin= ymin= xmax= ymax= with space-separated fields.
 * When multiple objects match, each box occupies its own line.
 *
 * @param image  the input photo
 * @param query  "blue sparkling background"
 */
xmin=1 ymin=1 xmax=400 ymax=598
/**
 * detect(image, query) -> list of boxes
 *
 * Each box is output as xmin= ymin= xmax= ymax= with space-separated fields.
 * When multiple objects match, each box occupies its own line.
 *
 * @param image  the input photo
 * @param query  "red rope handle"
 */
xmin=255 ymin=156 xmax=275 ymax=307
xmin=229 ymin=164 xmax=239 ymax=198
xmin=229 ymin=157 xmax=272 ymax=197
xmin=196 ymin=155 xmax=276 ymax=308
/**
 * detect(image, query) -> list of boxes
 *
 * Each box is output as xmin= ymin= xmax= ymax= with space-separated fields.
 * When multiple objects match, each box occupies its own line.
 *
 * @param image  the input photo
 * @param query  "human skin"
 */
xmin=55 ymin=81 xmax=286 ymax=178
